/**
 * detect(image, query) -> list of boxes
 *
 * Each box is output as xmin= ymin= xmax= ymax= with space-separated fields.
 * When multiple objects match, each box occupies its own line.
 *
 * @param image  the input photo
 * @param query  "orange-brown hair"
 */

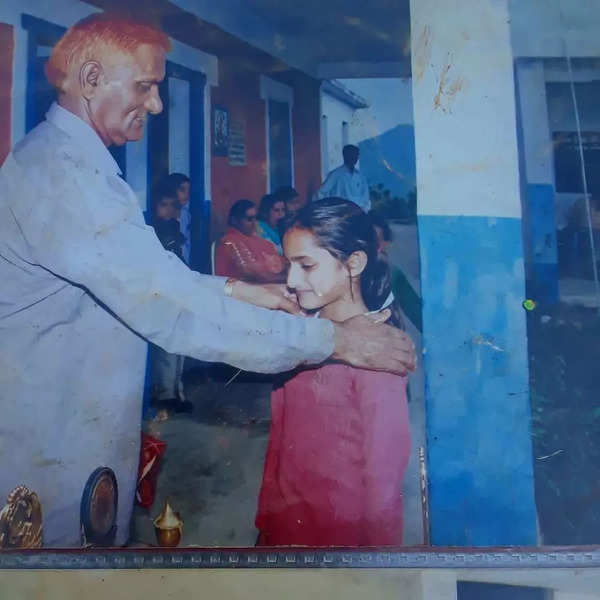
xmin=45 ymin=13 xmax=171 ymax=92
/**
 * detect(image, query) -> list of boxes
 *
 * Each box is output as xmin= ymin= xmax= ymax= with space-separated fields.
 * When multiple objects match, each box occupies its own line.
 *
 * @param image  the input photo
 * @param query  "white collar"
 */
xmin=45 ymin=102 xmax=122 ymax=176
xmin=315 ymin=292 xmax=395 ymax=318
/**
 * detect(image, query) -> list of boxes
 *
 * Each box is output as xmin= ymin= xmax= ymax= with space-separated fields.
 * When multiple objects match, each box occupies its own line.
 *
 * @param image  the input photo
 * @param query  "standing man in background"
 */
xmin=317 ymin=144 xmax=371 ymax=212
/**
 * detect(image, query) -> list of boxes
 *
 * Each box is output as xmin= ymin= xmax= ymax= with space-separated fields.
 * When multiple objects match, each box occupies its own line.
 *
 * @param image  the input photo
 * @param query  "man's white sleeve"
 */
xmin=3 ymin=154 xmax=334 ymax=373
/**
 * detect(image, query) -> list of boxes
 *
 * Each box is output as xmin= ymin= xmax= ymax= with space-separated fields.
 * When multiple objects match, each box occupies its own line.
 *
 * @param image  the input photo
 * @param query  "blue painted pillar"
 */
xmin=410 ymin=0 xmax=537 ymax=545
xmin=515 ymin=59 xmax=559 ymax=304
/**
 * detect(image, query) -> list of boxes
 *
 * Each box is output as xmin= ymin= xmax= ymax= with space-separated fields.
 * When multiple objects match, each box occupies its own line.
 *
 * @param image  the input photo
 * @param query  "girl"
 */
xmin=255 ymin=197 xmax=410 ymax=547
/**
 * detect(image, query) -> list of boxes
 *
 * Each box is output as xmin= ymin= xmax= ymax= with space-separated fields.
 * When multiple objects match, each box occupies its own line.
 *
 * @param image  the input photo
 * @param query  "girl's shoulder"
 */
xmin=285 ymin=363 xmax=405 ymax=390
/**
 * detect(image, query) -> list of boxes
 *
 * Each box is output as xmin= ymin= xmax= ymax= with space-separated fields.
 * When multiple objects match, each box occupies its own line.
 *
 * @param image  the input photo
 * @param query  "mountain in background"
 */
xmin=358 ymin=124 xmax=416 ymax=199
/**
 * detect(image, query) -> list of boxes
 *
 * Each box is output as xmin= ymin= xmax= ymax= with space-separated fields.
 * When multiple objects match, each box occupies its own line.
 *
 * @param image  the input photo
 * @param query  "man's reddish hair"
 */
xmin=45 ymin=13 xmax=171 ymax=91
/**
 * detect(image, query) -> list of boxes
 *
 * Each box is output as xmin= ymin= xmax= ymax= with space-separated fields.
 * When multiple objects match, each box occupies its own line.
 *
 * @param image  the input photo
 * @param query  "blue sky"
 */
xmin=340 ymin=78 xmax=414 ymax=143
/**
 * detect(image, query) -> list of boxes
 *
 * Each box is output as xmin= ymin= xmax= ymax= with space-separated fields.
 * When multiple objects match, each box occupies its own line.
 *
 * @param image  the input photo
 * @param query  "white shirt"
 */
xmin=0 ymin=103 xmax=333 ymax=547
xmin=317 ymin=164 xmax=371 ymax=212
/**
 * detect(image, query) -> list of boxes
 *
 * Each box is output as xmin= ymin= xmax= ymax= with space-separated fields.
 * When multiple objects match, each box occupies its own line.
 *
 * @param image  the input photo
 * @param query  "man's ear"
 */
xmin=80 ymin=60 xmax=103 ymax=100
xmin=347 ymin=250 xmax=368 ymax=278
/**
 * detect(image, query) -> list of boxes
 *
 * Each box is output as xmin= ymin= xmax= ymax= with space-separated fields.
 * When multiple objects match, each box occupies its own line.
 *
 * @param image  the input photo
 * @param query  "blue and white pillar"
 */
xmin=410 ymin=0 xmax=537 ymax=545
xmin=515 ymin=59 xmax=559 ymax=304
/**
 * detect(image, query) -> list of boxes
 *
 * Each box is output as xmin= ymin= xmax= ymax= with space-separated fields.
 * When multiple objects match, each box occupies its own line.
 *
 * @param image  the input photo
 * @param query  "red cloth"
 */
xmin=255 ymin=364 xmax=410 ymax=547
xmin=215 ymin=227 xmax=285 ymax=283
xmin=136 ymin=433 xmax=166 ymax=508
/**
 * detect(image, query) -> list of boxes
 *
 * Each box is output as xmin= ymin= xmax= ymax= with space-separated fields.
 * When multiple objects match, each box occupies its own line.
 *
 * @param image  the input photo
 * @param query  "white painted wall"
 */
xmin=0 ymin=0 xmax=218 ymax=209
xmin=320 ymin=91 xmax=359 ymax=180
xmin=510 ymin=0 xmax=600 ymax=58
xmin=410 ymin=0 xmax=522 ymax=218
xmin=168 ymin=77 xmax=191 ymax=176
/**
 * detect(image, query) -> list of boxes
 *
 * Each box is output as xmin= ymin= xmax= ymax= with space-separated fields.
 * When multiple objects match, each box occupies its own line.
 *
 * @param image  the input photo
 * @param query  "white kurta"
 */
xmin=317 ymin=165 xmax=371 ymax=212
xmin=0 ymin=103 xmax=334 ymax=547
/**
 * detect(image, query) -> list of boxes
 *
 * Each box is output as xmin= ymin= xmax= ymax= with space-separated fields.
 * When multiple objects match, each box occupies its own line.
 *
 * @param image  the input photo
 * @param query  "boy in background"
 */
xmin=149 ymin=189 xmax=193 ymax=413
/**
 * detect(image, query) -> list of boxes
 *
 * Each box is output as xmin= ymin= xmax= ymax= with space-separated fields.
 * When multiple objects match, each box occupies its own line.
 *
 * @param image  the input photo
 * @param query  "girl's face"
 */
xmin=283 ymin=227 xmax=350 ymax=311
xmin=268 ymin=201 xmax=286 ymax=228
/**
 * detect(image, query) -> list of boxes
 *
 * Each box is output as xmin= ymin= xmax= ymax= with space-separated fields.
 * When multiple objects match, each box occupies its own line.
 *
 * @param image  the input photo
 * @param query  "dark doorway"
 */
xmin=457 ymin=582 xmax=550 ymax=600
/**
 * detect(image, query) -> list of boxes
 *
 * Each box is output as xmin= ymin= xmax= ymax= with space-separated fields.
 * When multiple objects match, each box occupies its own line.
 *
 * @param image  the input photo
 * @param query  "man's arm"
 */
xmin=360 ymin=173 xmax=371 ymax=212
xmin=5 ymin=154 xmax=416 ymax=376
xmin=3 ymin=155 xmax=333 ymax=374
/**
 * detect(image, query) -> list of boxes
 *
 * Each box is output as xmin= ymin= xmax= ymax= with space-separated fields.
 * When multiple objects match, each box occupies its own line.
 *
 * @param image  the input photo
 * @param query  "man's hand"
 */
xmin=331 ymin=314 xmax=416 ymax=376
xmin=230 ymin=281 xmax=303 ymax=315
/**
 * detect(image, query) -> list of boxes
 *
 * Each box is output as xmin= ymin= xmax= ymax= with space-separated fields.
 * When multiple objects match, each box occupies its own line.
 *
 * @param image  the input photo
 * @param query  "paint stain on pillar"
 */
xmin=433 ymin=62 xmax=464 ymax=113
xmin=412 ymin=25 xmax=432 ymax=81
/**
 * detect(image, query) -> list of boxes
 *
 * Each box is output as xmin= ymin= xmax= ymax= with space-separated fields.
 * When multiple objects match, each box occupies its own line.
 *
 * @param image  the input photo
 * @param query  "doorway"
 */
xmin=146 ymin=61 xmax=207 ymax=272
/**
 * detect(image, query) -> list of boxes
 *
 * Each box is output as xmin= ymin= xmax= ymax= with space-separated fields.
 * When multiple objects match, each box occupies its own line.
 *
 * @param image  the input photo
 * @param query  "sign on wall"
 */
xmin=212 ymin=105 xmax=229 ymax=156
xmin=228 ymin=120 xmax=246 ymax=166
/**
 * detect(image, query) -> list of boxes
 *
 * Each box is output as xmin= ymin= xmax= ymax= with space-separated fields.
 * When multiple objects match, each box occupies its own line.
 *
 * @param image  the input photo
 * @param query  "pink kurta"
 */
xmin=256 ymin=364 xmax=410 ymax=546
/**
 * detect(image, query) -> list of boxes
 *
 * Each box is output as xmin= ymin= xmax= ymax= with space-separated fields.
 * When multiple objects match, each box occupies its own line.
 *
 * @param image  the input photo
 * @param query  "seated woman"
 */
xmin=215 ymin=199 xmax=286 ymax=283
xmin=256 ymin=194 xmax=286 ymax=254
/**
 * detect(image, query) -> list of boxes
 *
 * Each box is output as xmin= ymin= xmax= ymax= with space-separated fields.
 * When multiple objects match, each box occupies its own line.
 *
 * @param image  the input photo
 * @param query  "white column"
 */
xmin=410 ymin=0 xmax=537 ymax=545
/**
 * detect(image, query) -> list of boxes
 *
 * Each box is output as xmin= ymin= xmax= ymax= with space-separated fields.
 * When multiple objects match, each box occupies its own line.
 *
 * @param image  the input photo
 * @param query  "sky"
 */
xmin=339 ymin=78 xmax=414 ymax=144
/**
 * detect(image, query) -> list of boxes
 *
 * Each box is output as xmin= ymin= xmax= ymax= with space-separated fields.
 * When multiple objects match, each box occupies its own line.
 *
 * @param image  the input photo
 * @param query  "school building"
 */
xmin=1 ymin=0 xmax=599 ymax=548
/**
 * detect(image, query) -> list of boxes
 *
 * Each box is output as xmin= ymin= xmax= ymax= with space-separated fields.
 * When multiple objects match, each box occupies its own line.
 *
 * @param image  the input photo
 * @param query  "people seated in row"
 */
xmin=256 ymin=193 xmax=286 ymax=254
xmin=215 ymin=199 xmax=286 ymax=283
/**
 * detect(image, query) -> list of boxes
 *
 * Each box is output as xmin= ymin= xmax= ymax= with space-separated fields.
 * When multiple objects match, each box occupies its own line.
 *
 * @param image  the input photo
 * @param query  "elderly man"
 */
xmin=0 ymin=14 xmax=415 ymax=547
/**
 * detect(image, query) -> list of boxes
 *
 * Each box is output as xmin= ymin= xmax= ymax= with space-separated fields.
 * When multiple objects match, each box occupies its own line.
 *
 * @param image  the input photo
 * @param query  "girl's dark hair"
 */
xmin=258 ymin=194 xmax=283 ymax=222
xmin=228 ymin=199 xmax=255 ymax=226
xmin=369 ymin=210 xmax=393 ymax=242
xmin=288 ymin=197 xmax=404 ymax=329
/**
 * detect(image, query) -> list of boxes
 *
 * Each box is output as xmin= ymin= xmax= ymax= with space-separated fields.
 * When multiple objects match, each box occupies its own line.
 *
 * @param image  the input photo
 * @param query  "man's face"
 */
xmin=89 ymin=44 xmax=165 ymax=146
xmin=343 ymin=148 xmax=359 ymax=168
xmin=285 ymin=195 xmax=304 ymax=217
